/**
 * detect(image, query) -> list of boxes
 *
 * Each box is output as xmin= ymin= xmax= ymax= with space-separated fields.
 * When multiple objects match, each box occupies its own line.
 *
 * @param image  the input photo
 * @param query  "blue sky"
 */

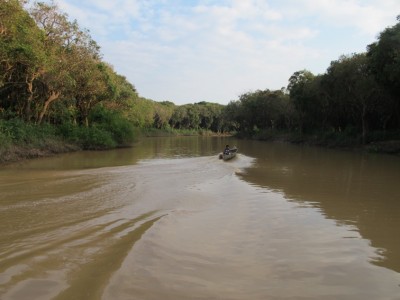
xmin=40 ymin=0 xmax=400 ymax=105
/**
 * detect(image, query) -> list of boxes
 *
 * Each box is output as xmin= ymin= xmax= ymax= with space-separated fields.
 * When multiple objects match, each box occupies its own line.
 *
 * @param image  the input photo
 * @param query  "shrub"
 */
xmin=57 ymin=122 xmax=81 ymax=143
xmin=0 ymin=118 xmax=56 ymax=145
xmin=0 ymin=130 xmax=12 ymax=150
xmin=89 ymin=105 xmax=136 ymax=146
xmin=57 ymin=122 xmax=116 ymax=149
xmin=0 ymin=120 xmax=12 ymax=144
xmin=78 ymin=126 xmax=117 ymax=150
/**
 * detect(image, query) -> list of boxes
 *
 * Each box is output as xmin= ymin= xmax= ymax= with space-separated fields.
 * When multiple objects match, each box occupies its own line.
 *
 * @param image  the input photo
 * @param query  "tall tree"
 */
xmin=287 ymin=70 xmax=316 ymax=134
xmin=0 ymin=0 xmax=46 ymax=120
xmin=30 ymin=1 xmax=73 ymax=123
xmin=324 ymin=54 xmax=380 ymax=143
xmin=30 ymin=1 xmax=103 ymax=125
xmin=367 ymin=16 xmax=400 ymax=129
xmin=367 ymin=16 xmax=400 ymax=97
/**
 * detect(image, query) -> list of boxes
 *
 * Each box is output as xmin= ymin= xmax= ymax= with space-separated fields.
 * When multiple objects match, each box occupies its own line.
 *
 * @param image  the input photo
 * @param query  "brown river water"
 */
xmin=0 ymin=136 xmax=399 ymax=300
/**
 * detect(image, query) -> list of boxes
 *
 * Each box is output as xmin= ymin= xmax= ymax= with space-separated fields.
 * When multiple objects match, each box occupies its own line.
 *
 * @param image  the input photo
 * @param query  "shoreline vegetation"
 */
xmin=1 ymin=3 xmax=400 ymax=165
xmin=236 ymin=129 xmax=400 ymax=155
xmin=0 ymin=120 xmax=231 ymax=165
xmin=1 ymin=121 xmax=399 ymax=166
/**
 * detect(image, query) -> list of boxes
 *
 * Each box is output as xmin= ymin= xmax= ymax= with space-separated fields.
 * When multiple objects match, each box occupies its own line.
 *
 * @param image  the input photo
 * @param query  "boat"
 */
xmin=219 ymin=147 xmax=238 ymax=161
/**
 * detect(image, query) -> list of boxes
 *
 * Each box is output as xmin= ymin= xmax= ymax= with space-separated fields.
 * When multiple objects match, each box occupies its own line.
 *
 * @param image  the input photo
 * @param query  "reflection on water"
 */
xmin=237 ymin=141 xmax=400 ymax=272
xmin=4 ymin=136 xmax=231 ymax=171
xmin=0 ymin=137 xmax=399 ymax=299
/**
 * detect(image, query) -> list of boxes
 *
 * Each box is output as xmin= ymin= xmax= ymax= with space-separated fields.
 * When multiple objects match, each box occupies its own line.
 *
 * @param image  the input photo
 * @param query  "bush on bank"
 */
xmin=0 ymin=118 xmax=74 ymax=163
xmin=57 ymin=106 xmax=137 ymax=150
xmin=0 ymin=108 xmax=137 ymax=163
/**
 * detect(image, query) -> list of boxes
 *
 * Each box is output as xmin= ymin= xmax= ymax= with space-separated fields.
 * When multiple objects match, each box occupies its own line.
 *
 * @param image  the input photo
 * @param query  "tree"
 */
xmin=208 ymin=103 xmax=224 ymax=132
xmin=30 ymin=1 xmax=76 ymax=123
xmin=186 ymin=104 xmax=200 ymax=129
xmin=0 ymin=0 xmax=46 ymax=120
xmin=128 ymin=97 xmax=154 ymax=128
xmin=29 ymin=1 xmax=108 ymax=126
xmin=367 ymin=16 xmax=400 ymax=97
xmin=169 ymin=105 xmax=187 ymax=129
xmin=223 ymin=100 xmax=242 ymax=132
xmin=367 ymin=16 xmax=400 ymax=129
xmin=153 ymin=101 xmax=174 ymax=129
xmin=287 ymin=70 xmax=316 ymax=133
xmin=73 ymin=60 xmax=107 ymax=126
xmin=324 ymin=54 xmax=380 ymax=143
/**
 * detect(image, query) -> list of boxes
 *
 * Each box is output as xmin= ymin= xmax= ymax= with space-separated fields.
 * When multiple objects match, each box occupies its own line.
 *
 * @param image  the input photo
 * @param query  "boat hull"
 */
xmin=219 ymin=147 xmax=238 ymax=161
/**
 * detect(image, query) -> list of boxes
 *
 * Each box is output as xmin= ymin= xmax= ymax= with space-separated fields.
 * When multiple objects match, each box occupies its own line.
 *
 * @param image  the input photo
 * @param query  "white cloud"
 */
xmin=41 ymin=0 xmax=400 ymax=104
xmin=288 ymin=0 xmax=400 ymax=36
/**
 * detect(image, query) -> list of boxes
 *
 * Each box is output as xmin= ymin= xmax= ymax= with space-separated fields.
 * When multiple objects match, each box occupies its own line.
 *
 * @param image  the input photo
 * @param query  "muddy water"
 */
xmin=0 ymin=137 xmax=399 ymax=300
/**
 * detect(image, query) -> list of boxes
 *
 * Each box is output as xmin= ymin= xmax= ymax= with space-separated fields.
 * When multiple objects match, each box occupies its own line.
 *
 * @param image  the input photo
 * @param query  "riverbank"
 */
xmin=235 ymin=129 xmax=400 ymax=155
xmin=0 ymin=118 xmax=135 ymax=165
xmin=0 ymin=141 xmax=81 ymax=165
xmin=0 ymin=126 xmax=231 ymax=165
xmin=2 ymin=125 xmax=399 ymax=166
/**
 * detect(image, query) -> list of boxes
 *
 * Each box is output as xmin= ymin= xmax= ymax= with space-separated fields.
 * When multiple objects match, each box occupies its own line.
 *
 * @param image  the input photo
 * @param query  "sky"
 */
xmin=38 ymin=0 xmax=400 ymax=105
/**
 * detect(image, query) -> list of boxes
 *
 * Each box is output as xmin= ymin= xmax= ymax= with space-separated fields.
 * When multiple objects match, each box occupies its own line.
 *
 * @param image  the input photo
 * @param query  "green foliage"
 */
xmin=56 ymin=122 xmax=81 ymax=143
xmin=0 ymin=121 xmax=13 ymax=150
xmin=169 ymin=102 xmax=226 ymax=132
xmin=153 ymin=101 xmax=174 ymax=129
xmin=1 ymin=1 xmax=399 ymax=156
xmin=57 ymin=122 xmax=116 ymax=150
xmin=89 ymin=105 xmax=136 ymax=146
xmin=0 ymin=118 xmax=55 ymax=144
xmin=367 ymin=20 xmax=400 ymax=98
xmin=56 ymin=106 xmax=136 ymax=150
xmin=127 ymin=97 xmax=155 ymax=128
xmin=367 ymin=18 xmax=400 ymax=131
xmin=226 ymin=89 xmax=290 ymax=134
xmin=77 ymin=126 xmax=116 ymax=150
xmin=0 ymin=1 xmax=230 ymax=151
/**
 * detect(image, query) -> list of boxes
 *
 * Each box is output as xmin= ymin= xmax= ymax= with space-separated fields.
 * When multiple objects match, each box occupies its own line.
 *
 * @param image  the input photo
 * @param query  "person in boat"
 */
xmin=224 ymin=145 xmax=230 ymax=155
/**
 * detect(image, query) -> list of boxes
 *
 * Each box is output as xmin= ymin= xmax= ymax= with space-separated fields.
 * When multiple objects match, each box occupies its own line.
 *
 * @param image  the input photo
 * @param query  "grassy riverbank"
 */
xmin=0 ymin=119 xmax=229 ymax=165
xmin=2 ymin=118 xmax=399 ymax=166
xmin=0 ymin=117 xmax=137 ymax=164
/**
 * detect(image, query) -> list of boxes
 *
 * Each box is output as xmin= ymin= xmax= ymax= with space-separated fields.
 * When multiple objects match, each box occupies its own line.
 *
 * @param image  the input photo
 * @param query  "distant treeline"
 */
xmin=1 ymin=1 xmax=399 ymax=153
xmin=226 ymin=16 xmax=400 ymax=146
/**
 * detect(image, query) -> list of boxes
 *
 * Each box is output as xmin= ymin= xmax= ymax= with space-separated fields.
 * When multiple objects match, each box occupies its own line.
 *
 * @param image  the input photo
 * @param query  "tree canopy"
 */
xmin=225 ymin=17 xmax=400 ymax=144
xmin=1 ymin=2 xmax=399 ymax=149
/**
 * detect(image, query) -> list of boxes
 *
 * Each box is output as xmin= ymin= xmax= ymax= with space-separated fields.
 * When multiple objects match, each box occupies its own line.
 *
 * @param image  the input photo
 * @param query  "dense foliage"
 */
xmin=1 ymin=1 xmax=399 ymax=158
xmin=225 ymin=17 xmax=400 ymax=146
xmin=0 ymin=0 xmax=227 ymax=155
xmin=0 ymin=0 xmax=141 ymax=144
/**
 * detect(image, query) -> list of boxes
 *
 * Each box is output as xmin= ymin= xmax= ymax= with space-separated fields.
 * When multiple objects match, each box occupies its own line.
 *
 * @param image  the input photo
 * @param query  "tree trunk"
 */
xmin=37 ymin=91 xmax=61 ymax=124
xmin=361 ymin=103 xmax=367 ymax=145
xmin=24 ymin=71 xmax=43 ymax=122
xmin=25 ymin=76 xmax=34 ymax=122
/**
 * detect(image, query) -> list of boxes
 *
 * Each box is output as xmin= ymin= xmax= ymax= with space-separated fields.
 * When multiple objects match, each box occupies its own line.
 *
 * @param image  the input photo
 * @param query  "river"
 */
xmin=0 ymin=136 xmax=399 ymax=300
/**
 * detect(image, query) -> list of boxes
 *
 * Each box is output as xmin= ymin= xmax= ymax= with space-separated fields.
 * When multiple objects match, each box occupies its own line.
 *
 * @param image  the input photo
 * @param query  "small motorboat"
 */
xmin=219 ymin=146 xmax=238 ymax=161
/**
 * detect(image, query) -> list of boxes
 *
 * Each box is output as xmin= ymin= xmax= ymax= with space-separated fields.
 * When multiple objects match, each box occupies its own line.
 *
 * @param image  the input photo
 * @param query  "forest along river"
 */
xmin=0 ymin=136 xmax=400 ymax=300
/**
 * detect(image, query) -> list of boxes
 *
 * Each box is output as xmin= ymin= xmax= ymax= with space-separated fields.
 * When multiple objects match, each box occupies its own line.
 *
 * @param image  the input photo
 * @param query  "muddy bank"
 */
xmin=0 ymin=142 xmax=81 ymax=165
